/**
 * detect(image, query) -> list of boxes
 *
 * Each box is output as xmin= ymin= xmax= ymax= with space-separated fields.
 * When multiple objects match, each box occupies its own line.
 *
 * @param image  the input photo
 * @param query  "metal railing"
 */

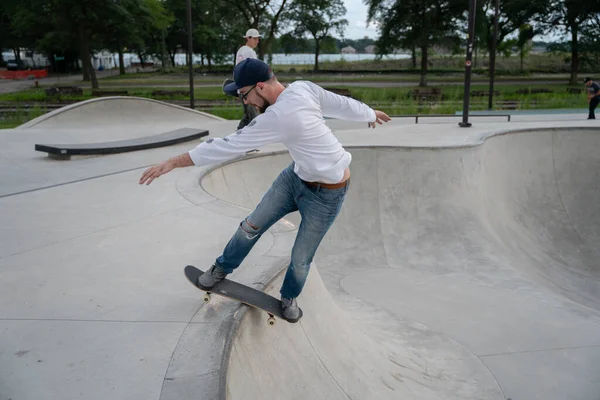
xmin=390 ymin=113 xmax=511 ymax=123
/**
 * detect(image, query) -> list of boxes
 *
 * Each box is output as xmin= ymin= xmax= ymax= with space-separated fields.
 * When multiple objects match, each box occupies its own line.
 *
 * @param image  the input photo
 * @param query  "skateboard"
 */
xmin=184 ymin=265 xmax=302 ymax=326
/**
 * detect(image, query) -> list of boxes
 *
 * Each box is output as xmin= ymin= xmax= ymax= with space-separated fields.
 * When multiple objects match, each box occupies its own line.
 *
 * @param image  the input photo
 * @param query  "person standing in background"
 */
xmin=584 ymin=77 xmax=600 ymax=120
xmin=236 ymin=29 xmax=261 ymax=64
xmin=235 ymin=29 xmax=262 ymax=128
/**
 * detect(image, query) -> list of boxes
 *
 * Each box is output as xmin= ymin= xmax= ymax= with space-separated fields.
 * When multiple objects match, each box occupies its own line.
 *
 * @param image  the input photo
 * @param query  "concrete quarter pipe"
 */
xmin=200 ymin=127 xmax=600 ymax=400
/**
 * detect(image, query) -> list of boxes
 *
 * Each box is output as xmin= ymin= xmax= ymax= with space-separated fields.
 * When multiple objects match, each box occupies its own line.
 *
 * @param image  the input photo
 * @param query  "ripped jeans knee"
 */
xmin=239 ymin=218 xmax=260 ymax=240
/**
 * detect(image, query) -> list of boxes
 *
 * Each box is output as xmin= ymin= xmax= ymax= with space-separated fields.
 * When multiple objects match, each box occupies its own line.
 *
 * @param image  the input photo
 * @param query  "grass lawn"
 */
xmin=0 ymin=86 xmax=236 ymax=102
xmin=95 ymin=73 xmax=574 ymax=87
xmin=0 ymin=106 xmax=46 ymax=129
xmin=0 ymin=82 xmax=588 ymax=128
xmin=348 ymin=84 xmax=588 ymax=114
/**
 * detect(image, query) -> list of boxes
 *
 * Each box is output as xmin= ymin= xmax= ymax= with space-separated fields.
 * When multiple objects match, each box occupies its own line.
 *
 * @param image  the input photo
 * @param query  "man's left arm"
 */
xmin=310 ymin=82 xmax=390 ymax=127
xmin=312 ymin=82 xmax=375 ymax=121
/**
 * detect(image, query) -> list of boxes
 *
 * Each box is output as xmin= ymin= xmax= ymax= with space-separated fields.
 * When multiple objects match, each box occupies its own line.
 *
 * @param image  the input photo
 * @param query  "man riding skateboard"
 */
xmin=139 ymin=58 xmax=391 ymax=322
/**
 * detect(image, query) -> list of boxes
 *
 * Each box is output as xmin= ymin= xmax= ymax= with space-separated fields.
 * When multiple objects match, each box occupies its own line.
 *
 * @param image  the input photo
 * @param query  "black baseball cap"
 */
xmin=584 ymin=77 xmax=593 ymax=83
xmin=223 ymin=58 xmax=274 ymax=96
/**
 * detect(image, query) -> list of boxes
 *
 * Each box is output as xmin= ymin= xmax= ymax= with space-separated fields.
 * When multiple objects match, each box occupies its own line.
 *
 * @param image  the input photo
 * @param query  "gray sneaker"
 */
xmin=281 ymin=297 xmax=303 ymax=323
xmin=197 ymin=265 xmax=227 ymax=290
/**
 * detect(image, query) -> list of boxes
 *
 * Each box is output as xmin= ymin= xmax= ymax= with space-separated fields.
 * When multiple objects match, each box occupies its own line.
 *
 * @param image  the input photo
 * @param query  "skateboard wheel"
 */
xmin=203 ymin=293 xmax=211 ymax=303
xmin=267 ymin=317 xmax=276 ymax=326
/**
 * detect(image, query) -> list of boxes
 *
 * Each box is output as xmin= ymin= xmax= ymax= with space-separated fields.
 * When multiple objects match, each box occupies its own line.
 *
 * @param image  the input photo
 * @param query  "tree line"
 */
xmin=0 ymin=0 xmax=349 ymax=86
xmin=1 ymin=0 xmax=600 ymax=87
xmin=368 ymin=0 xmax=600 ymax=85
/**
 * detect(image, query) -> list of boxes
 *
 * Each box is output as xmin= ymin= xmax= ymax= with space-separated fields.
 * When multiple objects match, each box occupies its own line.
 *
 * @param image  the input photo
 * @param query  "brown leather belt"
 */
xmin=302 ymin=179 xmax=349 ymax=190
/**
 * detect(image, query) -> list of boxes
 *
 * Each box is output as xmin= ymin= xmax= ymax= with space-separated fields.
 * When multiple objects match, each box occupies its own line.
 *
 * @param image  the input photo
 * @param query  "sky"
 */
xmin=342 ymin=0 xmax=379 ymax=40
xmin=339 ymin=0 xmax=564 ymax=42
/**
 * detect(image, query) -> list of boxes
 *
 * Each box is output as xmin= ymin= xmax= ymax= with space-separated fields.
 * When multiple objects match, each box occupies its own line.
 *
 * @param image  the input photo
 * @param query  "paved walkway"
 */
xmin=0 ymin=68 xmax=146 ymax=94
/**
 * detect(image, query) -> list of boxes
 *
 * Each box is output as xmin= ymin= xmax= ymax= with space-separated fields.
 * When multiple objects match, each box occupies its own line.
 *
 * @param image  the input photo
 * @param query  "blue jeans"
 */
xmin=214 ymin=163 xmax=348 ymax=299
xmin=589 ymin=96 xmax=599 ymax=119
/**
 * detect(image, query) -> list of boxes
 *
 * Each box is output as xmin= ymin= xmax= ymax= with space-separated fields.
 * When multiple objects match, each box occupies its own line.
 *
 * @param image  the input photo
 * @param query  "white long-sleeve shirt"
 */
xmin=188 ymin=80 xmax=376 ymax=184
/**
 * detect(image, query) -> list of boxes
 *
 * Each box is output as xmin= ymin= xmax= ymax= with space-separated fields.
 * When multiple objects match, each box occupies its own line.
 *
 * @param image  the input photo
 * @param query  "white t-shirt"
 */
xmin=236 ymin=46 xmax=257 ymax=64
xmin=188 ymin=81 xmax=376 ymax=184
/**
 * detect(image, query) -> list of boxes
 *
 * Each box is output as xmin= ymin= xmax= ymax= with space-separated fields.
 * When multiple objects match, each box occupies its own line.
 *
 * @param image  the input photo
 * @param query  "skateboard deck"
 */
xmin=184 ymin=265 xmax=302 ymax=325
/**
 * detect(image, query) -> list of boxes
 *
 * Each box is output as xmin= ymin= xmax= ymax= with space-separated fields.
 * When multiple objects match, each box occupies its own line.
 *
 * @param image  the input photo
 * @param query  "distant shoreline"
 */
xmin=2 ymin=51 xmax=412 ymax=69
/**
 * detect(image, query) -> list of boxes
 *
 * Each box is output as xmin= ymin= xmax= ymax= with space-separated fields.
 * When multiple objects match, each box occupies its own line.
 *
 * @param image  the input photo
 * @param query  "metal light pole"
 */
xmin=186 ymin=0 xmax=195 ymax=109
xmin=459 ymin=0 xmax=477 ymax=128
xmin=488 ymin=0 xmax=499 ymax=110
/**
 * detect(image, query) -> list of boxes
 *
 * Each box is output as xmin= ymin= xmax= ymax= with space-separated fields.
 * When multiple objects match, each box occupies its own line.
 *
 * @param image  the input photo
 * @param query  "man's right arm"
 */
xmin=138 ymin=152 xmax=193 ymax=185
xmin=187 ymin=112 xmax=285 ymax=166
xmin=139 ymin=114 xmax=286 ymax=185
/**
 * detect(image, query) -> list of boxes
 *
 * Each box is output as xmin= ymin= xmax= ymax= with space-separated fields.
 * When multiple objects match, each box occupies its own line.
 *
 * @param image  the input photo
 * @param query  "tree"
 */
xmin=290 ymin=0 xmax=348 ymax=71
xmin=162 ymin=0 xmax=236 ymax=68
xmin=163 ymin=0 xmax=188 ymax=66
xmin=112 ymin=0 xmax=172 ymax=73
xmin=278 ymin=32 xmax=309 ymax=54
xmin=218 ymin=0 xmax=292 ymax=59
xmin=12 ymin=0 xmax=150 ymax=88
xmin=48 ymin=0 xmax=142 ymax=87
xmin=367 ymin=0 xmax=465 ymax=86
xmin=537 ymin=0 xmax=600 ymax=84
xmin=548 ymin=16 xmax=600 ymax=74
xmin=101 ymin=0 xmax=141 ymax=75
xmin=0 ymin=1 xmax=20 ymax=65
xmin=579 ymin=15 xmax=600 ymax=70
xmin=517 ymin=24 xmax=535 ymax=71
xmin=130 ymin=0 xmax=173 ymax=71
xmin=193 ymin=0 xmax=242 ymax=68
xmin=474 ymin=0 xmax=545 ymax=81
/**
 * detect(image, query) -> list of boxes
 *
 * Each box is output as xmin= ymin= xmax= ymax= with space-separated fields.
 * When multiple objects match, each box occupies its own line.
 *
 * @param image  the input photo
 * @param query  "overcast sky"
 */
xmin=339 ymin=0 xmax=565 ymax=42
xmin=342 ymin=0 xmax=379 ymax=39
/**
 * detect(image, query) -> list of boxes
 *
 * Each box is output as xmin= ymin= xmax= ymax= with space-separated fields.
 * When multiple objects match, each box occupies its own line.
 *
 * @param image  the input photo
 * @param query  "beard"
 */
xmin=255 ymin=92 xmax=271 ymax=114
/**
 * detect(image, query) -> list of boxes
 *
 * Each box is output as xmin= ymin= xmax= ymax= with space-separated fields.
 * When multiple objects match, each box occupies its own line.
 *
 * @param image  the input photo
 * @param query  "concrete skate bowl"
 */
xmin=18 ymin=96 xmax=223 ymax=131
xmin=200 ymin=127 xmax=600 ymax=400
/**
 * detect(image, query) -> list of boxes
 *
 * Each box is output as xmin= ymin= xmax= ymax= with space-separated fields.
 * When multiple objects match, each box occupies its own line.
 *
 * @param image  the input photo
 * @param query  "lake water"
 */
xmin=2 ymin=50 xmax=410 ymax=68
xmin=186 ymin=53 xmax=410 ymax=65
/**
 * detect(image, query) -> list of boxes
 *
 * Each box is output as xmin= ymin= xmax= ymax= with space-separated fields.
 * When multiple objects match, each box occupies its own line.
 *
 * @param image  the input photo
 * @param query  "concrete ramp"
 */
xmin=227 ymin=267 xmax=502 ymax=400
xmin=18 ymin=96 xmax=223 ymax=131
xmin=201 ymin=127 xmax=600 ymax=400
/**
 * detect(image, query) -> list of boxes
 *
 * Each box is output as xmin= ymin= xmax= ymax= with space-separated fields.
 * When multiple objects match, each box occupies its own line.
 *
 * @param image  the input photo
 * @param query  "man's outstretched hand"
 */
xmin=368 ymin=110 xmax=391 ymax=129
xmin=139 ymin=153 xmax=194 ymax=185
xmin=139 ymin=160 xmax=176 ymax=185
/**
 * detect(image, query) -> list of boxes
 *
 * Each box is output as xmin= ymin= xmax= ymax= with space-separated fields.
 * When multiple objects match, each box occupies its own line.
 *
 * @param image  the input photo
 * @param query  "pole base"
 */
xmin=458 ymin=122 xmax=472 ymax=128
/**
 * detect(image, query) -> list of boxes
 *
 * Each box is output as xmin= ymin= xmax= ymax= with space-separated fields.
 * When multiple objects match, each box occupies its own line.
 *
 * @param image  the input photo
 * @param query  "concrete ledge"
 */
xmin=34 ymin=128 xmax=209 ymax=158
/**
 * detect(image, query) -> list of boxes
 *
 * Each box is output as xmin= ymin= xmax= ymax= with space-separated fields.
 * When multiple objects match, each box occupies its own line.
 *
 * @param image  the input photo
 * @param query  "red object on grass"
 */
xmin=0 ymin=69 xmax=48 ymax=79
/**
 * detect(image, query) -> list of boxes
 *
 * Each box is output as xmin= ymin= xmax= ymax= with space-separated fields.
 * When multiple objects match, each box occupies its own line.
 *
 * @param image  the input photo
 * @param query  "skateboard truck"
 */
xmin=202 ymin=288 xmax=277 ymax=326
